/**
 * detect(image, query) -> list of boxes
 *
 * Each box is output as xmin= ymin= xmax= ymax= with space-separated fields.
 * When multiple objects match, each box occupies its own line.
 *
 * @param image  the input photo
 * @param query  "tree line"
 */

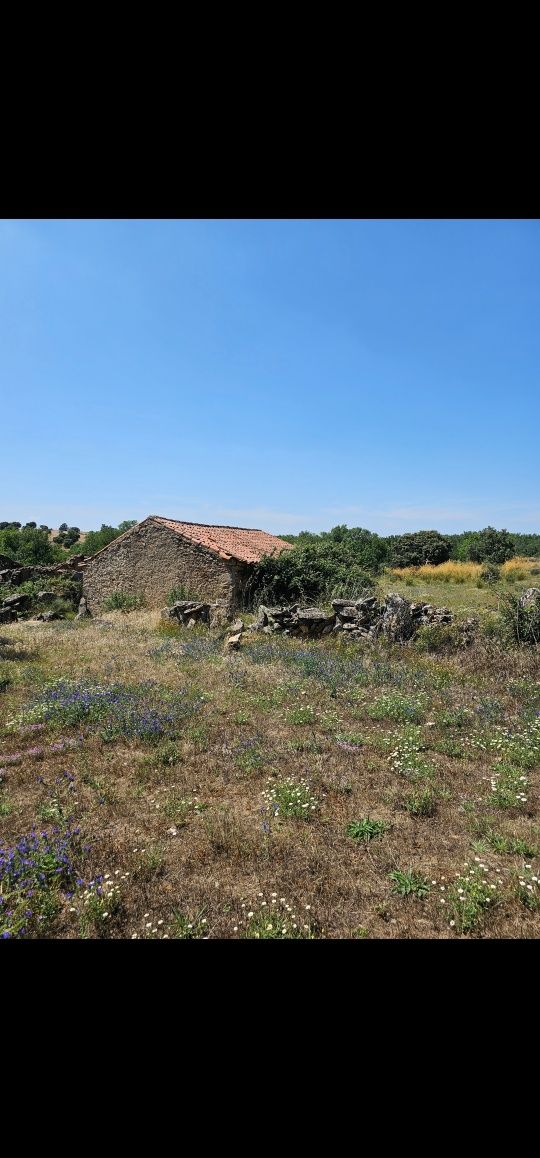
xmin=1 ymin=519 xmax=538 ymax=578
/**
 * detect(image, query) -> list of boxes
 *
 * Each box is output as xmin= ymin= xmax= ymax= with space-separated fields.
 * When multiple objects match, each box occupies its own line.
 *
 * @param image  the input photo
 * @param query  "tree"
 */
xmin=54 ymin=526 xmax=81 ymax=548
xmin=0 ymin=526 xmax=60 ymax=565
xmin=390 ymin=531 xmax=451 ymax=568
xmin=468 ymin=527 xmax=515 ymax=565
xmin=82 ymin=525 xmax=122 ymax=556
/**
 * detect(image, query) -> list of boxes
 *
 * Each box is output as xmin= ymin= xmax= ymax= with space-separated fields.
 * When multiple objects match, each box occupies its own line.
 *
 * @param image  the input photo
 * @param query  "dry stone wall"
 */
xmin=249 ymin=594 xmax=454 ymax=642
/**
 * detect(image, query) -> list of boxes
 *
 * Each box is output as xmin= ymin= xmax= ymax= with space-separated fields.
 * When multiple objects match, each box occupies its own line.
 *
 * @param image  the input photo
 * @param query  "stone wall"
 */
xmin=249 ymin=594 xmax=455 ymax=642
xmin=82 ymin=520 xmax=246 ymax=613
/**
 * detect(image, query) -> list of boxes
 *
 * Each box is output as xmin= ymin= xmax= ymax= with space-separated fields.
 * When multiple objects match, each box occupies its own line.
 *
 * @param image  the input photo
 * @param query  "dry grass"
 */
xmin=388 ymin=557 xmax=539 ymax=585
xmin=1 ymin=602 xmax=540 ymax=940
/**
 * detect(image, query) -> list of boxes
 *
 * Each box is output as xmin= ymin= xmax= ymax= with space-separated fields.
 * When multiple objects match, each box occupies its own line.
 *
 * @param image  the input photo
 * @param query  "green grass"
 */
xmin=347 ymin=818 xmax=390 ymax=842
xmin=389 ymin=870 xmax=431 ymax=897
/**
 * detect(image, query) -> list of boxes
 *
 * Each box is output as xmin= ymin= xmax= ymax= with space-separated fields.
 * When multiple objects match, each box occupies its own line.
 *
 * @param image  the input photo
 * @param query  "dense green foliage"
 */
xmin=0 ymin=525 xmax=61 ymax=565
xmin=288 ymin=525 xmax=390 ymax=572
xmin=448 ymin=527 xmax=515 ymax=565
xmin=69 ymin=520 xmax=137 ymax=556
xmin=448 ymin=527 xmax=532 ymax=562
xmin=389 ymin=530 xmax=451 ymax=567
xmin=245 ymin=538 xmax=375 ymax=607
xmin=0 ymin=519 xmax=138 ymax=563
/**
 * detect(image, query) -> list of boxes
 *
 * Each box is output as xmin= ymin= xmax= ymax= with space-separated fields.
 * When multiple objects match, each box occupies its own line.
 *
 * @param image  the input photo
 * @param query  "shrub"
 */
xmin=244 ymin=541 xmax=374 ymax=608
xmin=0 ymin=525 xmax=61 ymax=565
xmin=103 ymin=592 xmax=146 ymax=612
xmin=390 ymin=531 xmax=451 ymax=568
xmin=79 ymin=525 xmax=135 ymax=560
xmin=54 ymin=526 xmax=81 ymax=548
xmin=499 ymin=592 xmax=540 ymax=646
xmin=167 ymin=586 xmax=191 ymax=605
xmin=480 ymin=564 xmax=501 ymax=584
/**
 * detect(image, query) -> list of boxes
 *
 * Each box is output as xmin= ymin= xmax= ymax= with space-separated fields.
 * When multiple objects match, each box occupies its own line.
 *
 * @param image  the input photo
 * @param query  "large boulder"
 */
xmin=165 ymin=600 xmax=211 ymax=626
xmin=1 ymin=592 xmax=31 ymax=611
xmin=209 ymin=601 xmax=233 ymax=629
xmin=0 ymin=607 xmax=17 ymax=623
xmin=36 ymin=591 xmax=57 ymax=605
xmin=378 ymin=593 xmax=415 ymax=642
xmin=0 ymin=567 xmax=33 ymax=587
xmin=290 ymin=607 xmax=336 ymax=636
xmin=0 ymin=554 xmax=18 ymax=570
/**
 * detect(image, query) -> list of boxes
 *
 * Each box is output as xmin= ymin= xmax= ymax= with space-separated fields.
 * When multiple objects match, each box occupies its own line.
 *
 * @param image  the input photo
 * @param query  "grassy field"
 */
xmin=1 ymin=580 xmax=540 ymax=940
xmin=381 ymin=558 xmax=540 ymax=624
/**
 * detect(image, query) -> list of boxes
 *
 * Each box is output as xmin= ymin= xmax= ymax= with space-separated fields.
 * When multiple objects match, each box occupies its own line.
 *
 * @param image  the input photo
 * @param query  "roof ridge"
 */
xmin=150 ymin=516 xmax=267 ymax=533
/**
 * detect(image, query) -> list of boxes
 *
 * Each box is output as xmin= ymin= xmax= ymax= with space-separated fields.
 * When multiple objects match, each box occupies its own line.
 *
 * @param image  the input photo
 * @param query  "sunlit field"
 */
xmin=388 ymin=557 xmax=540 ymax=585
xmin=1 ymin=582 xmax=539 ymax=941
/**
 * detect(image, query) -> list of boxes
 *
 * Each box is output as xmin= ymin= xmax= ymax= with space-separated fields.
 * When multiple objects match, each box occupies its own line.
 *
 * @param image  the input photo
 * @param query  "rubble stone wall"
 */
xmin=82 ymin=520 xmax=242 ymax=613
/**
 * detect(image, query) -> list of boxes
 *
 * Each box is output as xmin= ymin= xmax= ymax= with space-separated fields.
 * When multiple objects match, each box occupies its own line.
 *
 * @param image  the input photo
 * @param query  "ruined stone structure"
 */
xmin=82 ymin=516 xmax=293 ymax=614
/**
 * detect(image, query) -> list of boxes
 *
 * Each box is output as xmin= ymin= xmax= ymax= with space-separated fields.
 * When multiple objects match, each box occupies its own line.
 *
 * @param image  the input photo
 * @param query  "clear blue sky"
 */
xmin=1 ymin=218 xmax=538 ymax=535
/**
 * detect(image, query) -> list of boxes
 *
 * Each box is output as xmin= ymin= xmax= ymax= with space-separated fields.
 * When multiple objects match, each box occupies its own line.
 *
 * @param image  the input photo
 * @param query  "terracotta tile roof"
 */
xmin=150 ymin=517 xmax=294 ymax=564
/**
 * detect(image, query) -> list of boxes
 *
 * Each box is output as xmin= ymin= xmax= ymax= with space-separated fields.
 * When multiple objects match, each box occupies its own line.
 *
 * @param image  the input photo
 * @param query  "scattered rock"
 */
xmin=161 ymin=599 xmax=235 ymax=628
xmin=519 ymin=588 xmax=540 ymax=610
xmin=209 ymin=601 xmax=231 ymax=628
xmin=1 ymin=592 xmax=31 ymax=611
xmin=223 ymin=631 xmax=243 ymax=653
xmin=0 ymin=607 xmax=17 ymax=624
xmin=36 ymin=591 xmax=57 ymax=604
xmin=35 ymin=610 xmax=64 ymax=622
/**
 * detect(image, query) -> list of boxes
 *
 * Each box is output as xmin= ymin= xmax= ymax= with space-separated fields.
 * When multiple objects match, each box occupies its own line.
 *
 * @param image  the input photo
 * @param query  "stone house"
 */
xmin=82 ymin=515 xmax=293 ymax=613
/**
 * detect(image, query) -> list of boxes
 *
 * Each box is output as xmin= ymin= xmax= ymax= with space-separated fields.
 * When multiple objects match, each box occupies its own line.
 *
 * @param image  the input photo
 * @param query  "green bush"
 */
xmin=390 ymin=531 xmax=451 ymax=568
xmin=103 ymin=592 xmax=146 ymax=612
xmin=244 ymin=541 xmax=374 ymax=608
xmin=413 ymin=623 xmax=473 ymax=654
xmin=480 ymin=564 xmax=501 ymax=584
xmin=168 ymin=586 xmax=191 ymax=605
xmin=54 ymin=526 xmax=81 ymax=548
xmin=499 ymin=593 xmax=540 ymax=646
xmin=76 ymin=522 xmax=136 ymax=558
xmin=0 ymin=526 xmax=61 ymax=565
